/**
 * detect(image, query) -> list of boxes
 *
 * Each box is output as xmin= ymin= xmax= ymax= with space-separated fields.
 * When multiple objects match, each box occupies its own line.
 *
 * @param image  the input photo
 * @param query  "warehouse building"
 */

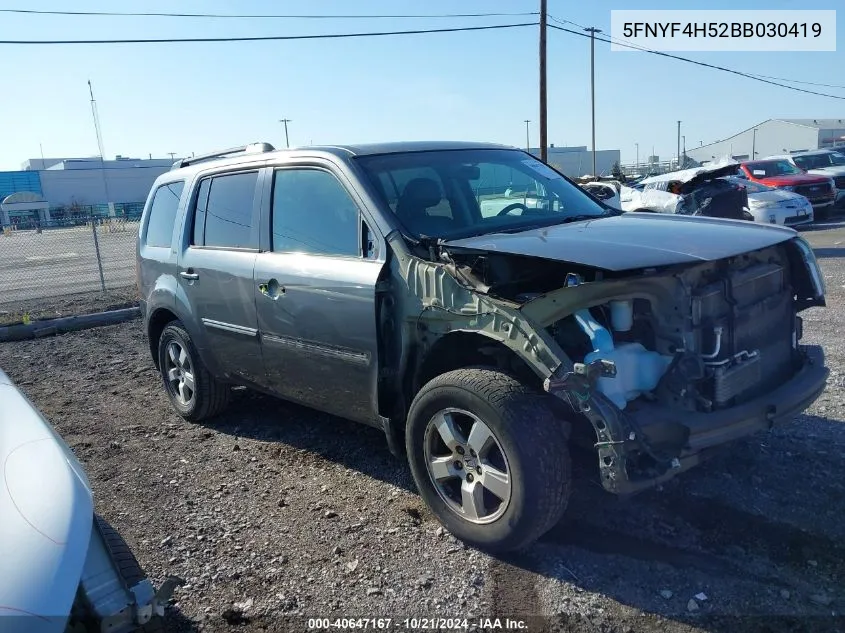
xmin=530 ymin=145 xmax=621 ymax=178
xmin=686 ymin=119 xmax=845 ymax=165
xmin=1 ymin=155 xmax=177 ymax=226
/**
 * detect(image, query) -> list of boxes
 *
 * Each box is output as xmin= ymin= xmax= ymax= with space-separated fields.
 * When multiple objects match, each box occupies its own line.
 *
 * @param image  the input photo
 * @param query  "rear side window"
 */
xmin=145 ymin=182 xmax=184 ymax=247
xmin=194 ymin=171 xmax=259 ymax=249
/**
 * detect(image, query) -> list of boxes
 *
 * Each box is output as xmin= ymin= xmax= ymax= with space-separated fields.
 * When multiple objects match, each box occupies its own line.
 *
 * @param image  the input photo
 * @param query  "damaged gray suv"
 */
xmin=137 ymin=141 xmax=828 ymax=551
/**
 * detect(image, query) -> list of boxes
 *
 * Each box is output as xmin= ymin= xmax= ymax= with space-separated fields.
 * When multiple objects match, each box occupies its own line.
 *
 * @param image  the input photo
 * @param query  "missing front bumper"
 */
xmin=548 ymin=345 xmax=829 ymax=495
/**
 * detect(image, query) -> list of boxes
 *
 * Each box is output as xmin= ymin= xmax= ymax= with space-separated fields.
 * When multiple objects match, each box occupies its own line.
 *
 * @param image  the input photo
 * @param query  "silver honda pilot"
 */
xmin=137 ymin=141 xmax=827 ymax=551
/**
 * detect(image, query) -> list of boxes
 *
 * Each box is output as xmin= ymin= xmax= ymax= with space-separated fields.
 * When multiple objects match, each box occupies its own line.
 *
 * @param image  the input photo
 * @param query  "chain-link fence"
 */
xmin=0 ymin=214 xmax=140 ymax=310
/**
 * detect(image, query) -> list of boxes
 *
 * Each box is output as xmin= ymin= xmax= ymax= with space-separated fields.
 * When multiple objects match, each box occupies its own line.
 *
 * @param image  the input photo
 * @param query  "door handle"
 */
xmin=258 ymin=278 xmax=285 ymax=299
xmin=180 ymin=270 xmax=199 ymax=280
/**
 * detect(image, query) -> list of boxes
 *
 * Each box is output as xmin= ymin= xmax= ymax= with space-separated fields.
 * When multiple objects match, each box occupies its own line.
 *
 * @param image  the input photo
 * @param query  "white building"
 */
xmin=687 ymin=119 xmax=845 ymax=165
xmin=530 ymin=145 xmax=621 ymax=178
xmin=1 ymin=156 xmax=178 ymax=225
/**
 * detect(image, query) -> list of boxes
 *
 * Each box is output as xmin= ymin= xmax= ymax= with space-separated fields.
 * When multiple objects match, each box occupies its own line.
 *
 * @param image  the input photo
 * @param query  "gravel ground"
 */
xmin=1 ymin=226 xmax=844 ymax=633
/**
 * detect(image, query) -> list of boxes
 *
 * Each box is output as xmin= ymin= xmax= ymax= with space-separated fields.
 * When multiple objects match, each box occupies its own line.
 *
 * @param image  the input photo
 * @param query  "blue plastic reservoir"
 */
xmin=575 ymin=308 xmax=672 ymax=410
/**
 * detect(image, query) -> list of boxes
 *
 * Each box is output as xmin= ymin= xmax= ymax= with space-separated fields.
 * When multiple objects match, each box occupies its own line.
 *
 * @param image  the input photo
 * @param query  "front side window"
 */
xmin=271 ymin=169 xmax=360 ymax=257
xmin=145 ymin=181 xmax=184 ymax=248
xmin=357 ymin=149 xmax=610 ymax=240
xmin=195 ymin=171 xmax=258 ymax=249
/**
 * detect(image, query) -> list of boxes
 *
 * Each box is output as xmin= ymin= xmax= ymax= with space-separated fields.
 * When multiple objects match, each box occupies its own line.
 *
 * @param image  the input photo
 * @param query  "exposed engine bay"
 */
xmin=439 ymin=237 xmax=826 ymax=493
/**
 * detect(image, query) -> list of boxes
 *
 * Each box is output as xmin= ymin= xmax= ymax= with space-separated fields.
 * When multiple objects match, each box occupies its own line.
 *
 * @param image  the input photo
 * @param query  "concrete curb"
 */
xmin=0 ymin=307 xmax=141 ymax=342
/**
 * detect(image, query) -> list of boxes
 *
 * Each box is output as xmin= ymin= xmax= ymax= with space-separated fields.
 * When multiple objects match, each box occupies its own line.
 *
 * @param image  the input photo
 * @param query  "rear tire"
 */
xmin=157 ymin=321 xmax=230 ymax=422
xmin=405 ymin=368 xmax=571 ymax=552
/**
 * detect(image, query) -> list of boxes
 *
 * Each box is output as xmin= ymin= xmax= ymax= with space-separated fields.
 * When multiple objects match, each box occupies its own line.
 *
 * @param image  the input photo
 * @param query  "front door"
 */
xmin=178 ymin=169 xmax=264 ymax=384
xmin=254 ymin=166 xmax=384 ymax=424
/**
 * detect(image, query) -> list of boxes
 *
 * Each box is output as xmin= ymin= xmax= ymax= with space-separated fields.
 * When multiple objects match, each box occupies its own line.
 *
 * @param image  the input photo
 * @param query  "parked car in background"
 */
xmin=724 ymin=176 xmax=814 ymax=228
xmin=137 ymin=140 xmax=827 ymax=552
xmin=0 ymin=368 xmax=179 ymax=633
xmin=579 ymin=180 xmax=621 ymax=210
xmin=621 ymin=161 xmax=752 ymax=220
xmin=737 ymin=159 xmax=836 ymax=217
xmin=765 ymin=149 xmax=845 ymax=207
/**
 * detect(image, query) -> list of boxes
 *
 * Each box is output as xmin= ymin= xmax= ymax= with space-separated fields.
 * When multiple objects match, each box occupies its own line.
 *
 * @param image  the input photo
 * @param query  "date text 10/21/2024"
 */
xmin=307 ymin=618 xmax=529 ymax=630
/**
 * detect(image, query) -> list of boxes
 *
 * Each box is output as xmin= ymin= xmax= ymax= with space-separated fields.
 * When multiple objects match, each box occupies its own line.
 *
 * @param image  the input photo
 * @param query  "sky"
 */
xmin=0 ymin=0 xmax=842 ymax=170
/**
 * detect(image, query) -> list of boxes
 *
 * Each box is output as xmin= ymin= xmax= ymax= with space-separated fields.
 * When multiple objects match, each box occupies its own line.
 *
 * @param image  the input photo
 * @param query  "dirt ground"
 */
xmin=0 ymin=286 xmax=138 ymax=326
xmin=1 ymin=225 xmax=844 ymax=633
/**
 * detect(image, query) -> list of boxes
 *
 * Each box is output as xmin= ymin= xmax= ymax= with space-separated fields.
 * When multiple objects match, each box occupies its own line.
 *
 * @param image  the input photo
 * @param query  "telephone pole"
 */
xmin=584 ymin=27 xmax=601 ymax=176
xmin=279 ymin=118 xmax=292 ymax=148
xmin=752 ymin=127 xmax=757 ymax=158
xmin=524 ymin=120 xmax=531 ymax=153
xmin=539 ymin=0 xmax=548 ymax=162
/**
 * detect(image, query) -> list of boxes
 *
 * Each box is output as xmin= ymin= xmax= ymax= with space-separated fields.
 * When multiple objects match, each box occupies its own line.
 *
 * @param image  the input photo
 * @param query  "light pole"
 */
xmin=682 ymin=135 xmax=686 ymax=167
xmin=279 ymin=118 xmax=292 ymax=148
xmin=585 ymin=27 xmax=601 ymax=177
xmin=676 ymin=120 xmax=681 ymax=169
xmin=524 ymin=119 xmax=531 ymax=153
xmin=539 ymin=0 xmax=548 ymax=162
xmin=635 ymin=143 xmax=639 ymax=173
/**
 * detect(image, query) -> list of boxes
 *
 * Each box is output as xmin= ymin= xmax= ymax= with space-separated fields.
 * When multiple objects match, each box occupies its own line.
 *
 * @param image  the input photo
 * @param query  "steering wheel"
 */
xmin=497 ymin=202 xmax=530 ymax=217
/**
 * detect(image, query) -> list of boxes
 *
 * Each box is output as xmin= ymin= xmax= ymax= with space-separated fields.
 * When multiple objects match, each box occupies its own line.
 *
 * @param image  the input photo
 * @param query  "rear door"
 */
xmin=254 ymin=163 xmax=385 ymax=424
xmin=177 ymin=168 xmax=265 ymax=384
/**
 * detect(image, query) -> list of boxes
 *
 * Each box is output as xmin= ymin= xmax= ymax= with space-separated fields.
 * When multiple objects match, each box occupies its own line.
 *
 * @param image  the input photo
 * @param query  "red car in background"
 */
xmin=738 ymin=159 xmax=836 ymax=217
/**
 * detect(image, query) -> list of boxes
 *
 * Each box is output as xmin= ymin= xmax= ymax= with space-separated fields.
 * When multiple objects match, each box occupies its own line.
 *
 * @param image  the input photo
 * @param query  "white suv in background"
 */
xmin=767 ymin=150 xmax=845 ymax=207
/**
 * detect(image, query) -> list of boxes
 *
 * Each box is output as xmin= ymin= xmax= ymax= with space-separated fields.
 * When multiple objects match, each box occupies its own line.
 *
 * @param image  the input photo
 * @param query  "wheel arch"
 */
xmin=146 ymin=306 xmax=216 ymax=375
xmin=412 ymin=331 xmax=543 ymax=402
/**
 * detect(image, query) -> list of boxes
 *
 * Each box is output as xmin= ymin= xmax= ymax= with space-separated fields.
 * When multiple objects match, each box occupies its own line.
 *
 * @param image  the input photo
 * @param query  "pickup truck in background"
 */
xmin=738 ymin=159 xmax=836 ymax=218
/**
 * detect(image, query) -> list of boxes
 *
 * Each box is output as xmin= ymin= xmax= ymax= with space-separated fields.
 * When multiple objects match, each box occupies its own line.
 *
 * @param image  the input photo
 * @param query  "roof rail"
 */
xmin=171 ymin=142 xmax=276 ymax=170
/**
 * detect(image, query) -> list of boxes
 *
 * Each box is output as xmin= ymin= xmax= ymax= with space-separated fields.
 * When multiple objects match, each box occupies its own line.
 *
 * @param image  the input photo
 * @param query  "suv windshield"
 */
xmin=794 ymin=152 xmax=845 ymax=169
xmin=745 ymin=160 xmax=803 ymax=177
xmin=356 ymin=149 xmax=610 ymax=240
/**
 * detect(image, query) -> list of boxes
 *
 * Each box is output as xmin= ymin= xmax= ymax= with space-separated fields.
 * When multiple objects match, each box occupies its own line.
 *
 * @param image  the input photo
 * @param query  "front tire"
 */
xmin=405 ymin=368 xmax=571 ymax=552
xmin=157 ymin=321 xmax=230 ymax=422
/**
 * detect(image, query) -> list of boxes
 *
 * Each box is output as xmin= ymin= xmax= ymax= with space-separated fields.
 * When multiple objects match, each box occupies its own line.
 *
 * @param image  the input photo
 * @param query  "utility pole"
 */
xmin=524 ymin=120 xmax=531 ymax=153
xmin=752 ymin=128 xmax=757 ymax=158
xmin=88 ymin=80 xmax=115 ymax=218
xmin=635 ymin=143 xmax=639 ymax=172
xmin=585 ymin=27 xmax=601 ymax=177
xmin=676 ymin=120 xmax=681 ymax=170
xmin=682 ymin=135 xmax=686 ymax=167
xmin=539 ymin=0 xmax=548 ymax=162
xmin=279 ymin=118 xmax=292 ymax=148
xmin=167 ymin=152 xmax=176 ymax=161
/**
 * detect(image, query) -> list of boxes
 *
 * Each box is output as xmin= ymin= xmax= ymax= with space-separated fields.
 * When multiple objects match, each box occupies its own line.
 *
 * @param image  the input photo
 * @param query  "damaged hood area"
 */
xmin=442 ymin=213 xmax=796 ymax=271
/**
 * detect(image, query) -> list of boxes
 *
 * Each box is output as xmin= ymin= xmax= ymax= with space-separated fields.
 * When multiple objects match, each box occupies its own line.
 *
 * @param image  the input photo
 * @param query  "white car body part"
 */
xmin=580 ymin=182 xmax=621 ymax=210
xmin=620 ymin=158 xmax=743 ymax=214
xmin=0 ymin=368 xmax=180 ymax=633
xmin=725 ymin=177 xmax=814 ymax=227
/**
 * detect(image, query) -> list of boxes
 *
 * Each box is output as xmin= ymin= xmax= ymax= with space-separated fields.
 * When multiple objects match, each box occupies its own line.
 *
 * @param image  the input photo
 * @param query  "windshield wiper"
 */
xmin=557 ymin=214 xmax=605 ymax=224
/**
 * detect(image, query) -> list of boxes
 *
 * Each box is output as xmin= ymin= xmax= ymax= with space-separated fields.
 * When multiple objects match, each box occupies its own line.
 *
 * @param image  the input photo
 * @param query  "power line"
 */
xmin=746 ymin=74 xmax=845 ymax=91
xmin=0 ymin=22 xmax=537 ymax=45
xmin=547 ymin=22 xmax=845 ymax=101
xmin=0 ymin=8 xmax=539 ymax=20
